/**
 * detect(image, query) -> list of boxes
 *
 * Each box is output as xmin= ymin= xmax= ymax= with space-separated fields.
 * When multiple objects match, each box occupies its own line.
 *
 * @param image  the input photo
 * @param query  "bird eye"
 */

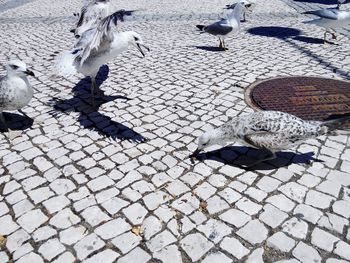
xmin=11 ymin=65 xmax=19 ymax=70
xmin=134 ymin=37 xmax=139 ymax=41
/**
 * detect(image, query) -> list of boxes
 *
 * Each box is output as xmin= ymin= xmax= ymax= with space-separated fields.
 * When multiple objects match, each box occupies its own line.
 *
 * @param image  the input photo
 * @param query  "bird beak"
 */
xmin=189 ymin=148 xmax=201 ymax=159
xmin=136 ymin=43 xmax=150 ymax=57
xmin=25 ymin=70 xmax=35 ymax=77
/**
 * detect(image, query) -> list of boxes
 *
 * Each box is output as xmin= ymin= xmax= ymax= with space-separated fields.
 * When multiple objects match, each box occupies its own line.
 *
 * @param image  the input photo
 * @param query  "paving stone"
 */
xmin=123 ymin=203 xmax=148 ymax=225
xmin=293 ymin=204 xmax=323 ymax=224
xmin=154 ymin=245 xmax=184 ymax=263
xmin=6 ymin=229 xmax=31 ymax=252
xmin=112 ymin=232 xmax=142 ymax=254
xmin=146 ymin=230 xmax=177 ymax=252
xmin=318 ymin=213 xmax=348 ymax=234
xmin=220 ymin=236 xmax=250 ymax=260
xmin=282 ymin=218 xmax=308 ymax=239
xmin=180 ymin=233 xmax=214 ymax=261
xmin=95 ymin=218 xmax=131 ymax=240
xmin=237 ymin=220 xmax=268 ymax=245
xmin=33 ymin=226 xmax=57 ymax=242
xmin=43 ymin=195 xmax=70 ymax=214
xmin=16 ymin=252 xmax=44 ymax=263
xmin=74 ymin=233 xmax=105 ymax=260
xmin=81 ymin=205 xmax=111 ymax=227
xmin=267 ymin=232 xmax=296 ymax=252
xmin=38 ymin=238 xmax=66 ymax=261
xmin=332 ymin=200 xmax=350 ymax=218
xmin=292 ymin=242 xmax=322 ymax=263
xmin=278 ymin=182 xmax=308 ymax=203
xmin=219 ymin=208 xmax=251 ymax=228
xmin=60 ymin=226 xmax=87 ymax=245
xmin=50 ymin=208 xmax=81 ymax=229
xmin=246 ymin=248 xmax=264 ymax=263
xmin=197 ymin=219 xmax=231 ymax=244
xmin=334 ymin=241 xmax=350 ymax=261
xmin=305 ymin=190 xmax=335 ymax=209
xmin=0 ymin=214 xmax=19 ymax=235
xmin=17 ymin=210 xmax=48 ymax=233
xmin=83 ymin=249 xmax=120 ymax=263
xmin=266 ymin=194 xmax=296 ymax=212
xmin=236 ymin=197 xmax=262 ymax=215
xmin=141 ymin=215 xmax=163 ymax=240
xmin=117 ymin=247 xmax=151 ymax=263
xmin=259 ymin=204 xmax=288 ymax=228
xmin=311 ymin=227 xmax=339 ymax=252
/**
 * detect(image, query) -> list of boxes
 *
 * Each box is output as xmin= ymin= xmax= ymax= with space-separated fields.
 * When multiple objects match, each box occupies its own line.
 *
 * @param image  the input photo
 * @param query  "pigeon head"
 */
xmin=6 ymin=60 xmax=35 ymax=77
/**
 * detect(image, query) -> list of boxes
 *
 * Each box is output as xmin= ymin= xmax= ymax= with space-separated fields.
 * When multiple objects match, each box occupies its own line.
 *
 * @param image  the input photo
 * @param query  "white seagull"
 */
xmin=71 ymin=0 xmax=111 ymax=38
xmin=225 ymin=0 xmax=256 ymax=22
xmin=196 ymin=2 xmax=244 ymax=50
xmin=0 ymin=60 xmax=35 ymax=138
xmin=303 ymin=3 xmax=350 ymax=43
xmin=190 ymin=110 xmax=350 ymax=166
xmin=53 ymin=10 xmax=150 ymax=106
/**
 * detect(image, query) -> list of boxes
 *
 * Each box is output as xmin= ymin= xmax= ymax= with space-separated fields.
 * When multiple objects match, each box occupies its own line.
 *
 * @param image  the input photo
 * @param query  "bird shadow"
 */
xmin=49 ymin=65 xmax=147 ymax=143
xmin=293 ymin=0 xmax=350 ymax=4
xmin=292 ymin=36 xmax=339 ymax=45
xmin=193 ymin=46 xmax=226 ymax=52
xmin=193 ymin=146 xmax=322 ymax=171
xmin=247 ymin=26 xmax=302 ymax=39
xmin=0 ymin=112 xmax=33 ymax=132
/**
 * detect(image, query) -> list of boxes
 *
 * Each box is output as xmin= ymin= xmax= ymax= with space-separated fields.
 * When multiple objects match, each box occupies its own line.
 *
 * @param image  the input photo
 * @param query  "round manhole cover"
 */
xmin=245 ymin=76 xmax=350 ymax=127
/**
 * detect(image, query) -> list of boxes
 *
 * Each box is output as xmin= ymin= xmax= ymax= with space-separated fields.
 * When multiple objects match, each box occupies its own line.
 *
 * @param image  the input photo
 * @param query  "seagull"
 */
xmin=303 ymin=3 xmax=350 ymax=43
xmin=0 ymin=60 xmax=35 ymax=138
xmin=196 ymin=2 xmax=244 ymax=50
xmin=190 ymin=111 xmax=350 ymax=167
xmin=225 ymin=0 xmax=256 ymax=22
xmin=53 ymin=9 xmax=150 ymax=107
xmin=71 ymin=0 xmax=111 ymax=38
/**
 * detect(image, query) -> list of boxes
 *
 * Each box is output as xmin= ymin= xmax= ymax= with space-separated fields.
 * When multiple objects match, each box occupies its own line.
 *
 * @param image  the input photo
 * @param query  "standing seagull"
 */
xmin=196 ymin=2 xmax=244 ymax=50
xmin=0 ymin=60 xmax=35 ymax=138
xmin=53 ymin=10 xmax=150 ymax=107
xmin=71 ymin=0 xmax=111 ymax=38
xmin=190 ymin=111 xmax=350 ymax=166
xmin=303 ymin=4 xmax=350 ymax=43
xmin=225 ymin=0 xmax=256 ymax=22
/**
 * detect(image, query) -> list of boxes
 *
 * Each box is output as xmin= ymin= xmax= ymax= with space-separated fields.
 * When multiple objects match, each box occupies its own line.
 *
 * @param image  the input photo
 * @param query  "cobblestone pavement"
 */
xmin=1 ymin=0 xmax=350 ymax=262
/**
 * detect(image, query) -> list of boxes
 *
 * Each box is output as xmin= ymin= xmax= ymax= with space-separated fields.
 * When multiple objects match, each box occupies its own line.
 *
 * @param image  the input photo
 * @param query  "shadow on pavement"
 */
xmin=193 ymin=145 xmax=322 ymax=170
xmin=247 ymin=26 xmax=349 ymax=79
xmin=49 ymin=65 xmax=147 ymax=143
xmin=194 ymin=46 xmax=226 ymax=52
xmin=293 ymin=0 xmax=350 ymax=5
xmin=0 ymin=113 xmax=33 ymax=132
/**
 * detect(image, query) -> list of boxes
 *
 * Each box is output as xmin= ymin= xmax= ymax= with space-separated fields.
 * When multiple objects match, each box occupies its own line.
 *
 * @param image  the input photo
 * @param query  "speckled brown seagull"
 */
xmin=190 ymin=110 xmax=350 ymax=166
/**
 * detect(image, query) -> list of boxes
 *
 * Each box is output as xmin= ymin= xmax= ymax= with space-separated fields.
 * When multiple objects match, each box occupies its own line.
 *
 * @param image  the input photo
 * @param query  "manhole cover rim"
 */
xmin=244 ymin=75 xmax=350 ymax=111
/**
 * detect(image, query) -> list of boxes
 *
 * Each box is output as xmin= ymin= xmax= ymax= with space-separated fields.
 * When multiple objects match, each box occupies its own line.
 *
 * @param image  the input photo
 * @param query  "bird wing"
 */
xmin=0 ymin=76 xmax=8 ymax=106
xmin=205 ymin=20 xmax=233 ymax=35
xmin=79 ymin=9 xmax=135 ymax=65
xmin=304 ymin=9 xmax=339 ymax=20
xmin=244 ymin=132 xmax=280 ymax=149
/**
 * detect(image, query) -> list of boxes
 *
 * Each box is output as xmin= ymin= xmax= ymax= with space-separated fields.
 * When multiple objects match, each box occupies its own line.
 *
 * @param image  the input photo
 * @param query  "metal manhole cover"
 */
xmin=245 ymin=76 xmax=350 ymax=127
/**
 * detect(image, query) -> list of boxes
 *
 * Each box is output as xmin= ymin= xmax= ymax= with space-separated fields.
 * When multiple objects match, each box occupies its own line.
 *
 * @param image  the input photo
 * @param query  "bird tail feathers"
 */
xmin=196 ymin=25 xmax=206 ymax=31
xmin=50 ymin=50 xmax=78 ymax=79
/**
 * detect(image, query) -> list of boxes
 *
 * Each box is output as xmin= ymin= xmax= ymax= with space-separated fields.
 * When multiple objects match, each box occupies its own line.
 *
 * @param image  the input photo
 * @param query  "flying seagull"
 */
xmin=303 ymin=4 xmax=350 ymax=43
xmin=190 ymin=111 xmax=350 ymax=167
xmin=196 ymin=2 xmax=244 ymax=50
xmin=225 ymin=0 xmax=256 ymax=22
xmin=53 ymin=9 xmax=150 ymax=107
xmin=71 ymin=0 xmax=111 ymax=38
xmin=0 ymin=60 xmax=35 ymax=139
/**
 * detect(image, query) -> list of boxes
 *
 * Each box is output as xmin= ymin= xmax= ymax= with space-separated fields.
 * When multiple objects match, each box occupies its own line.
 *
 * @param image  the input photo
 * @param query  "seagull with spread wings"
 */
xmin=53 ymin=10 xmax=150 ymax=107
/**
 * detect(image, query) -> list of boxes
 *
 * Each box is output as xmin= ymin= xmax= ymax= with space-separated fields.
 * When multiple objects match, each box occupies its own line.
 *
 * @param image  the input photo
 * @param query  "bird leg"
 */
xmin=331 ymin=32 xmax=337 ymax=40
xmin=222 ymin=39 xmax=228 ymax=51
xmin=323 ymin=31 xmax=328 ymax=44
xmin=90 ymin=77 xmax=97 ymax=108
xmin=219 ymin=38 xmax=223 ymax=49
